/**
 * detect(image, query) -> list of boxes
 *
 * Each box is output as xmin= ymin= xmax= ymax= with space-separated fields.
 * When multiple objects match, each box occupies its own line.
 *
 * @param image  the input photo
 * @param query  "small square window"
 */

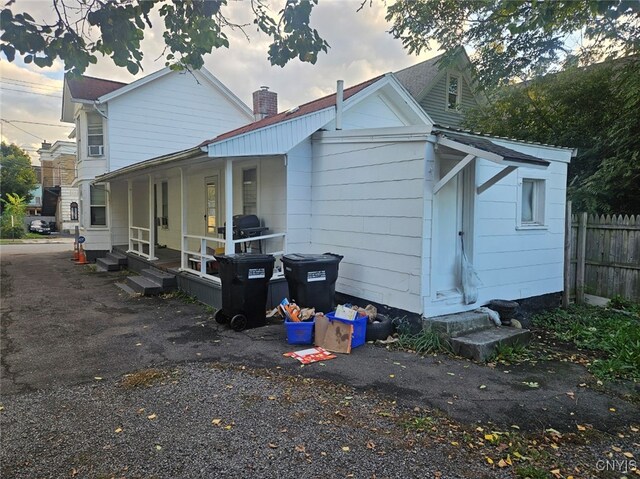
xmin=520 ymin=178 xmax=545 ymax=226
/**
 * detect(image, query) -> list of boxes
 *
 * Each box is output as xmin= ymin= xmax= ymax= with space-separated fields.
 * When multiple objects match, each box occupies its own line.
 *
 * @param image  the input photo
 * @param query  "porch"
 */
xmin=102 ymin=150 xmax=288 ymax=287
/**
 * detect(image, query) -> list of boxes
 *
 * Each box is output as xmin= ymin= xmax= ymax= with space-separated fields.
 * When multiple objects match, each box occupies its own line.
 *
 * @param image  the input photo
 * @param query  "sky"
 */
xmin=0 ymin=0 xmax=438 ymax=165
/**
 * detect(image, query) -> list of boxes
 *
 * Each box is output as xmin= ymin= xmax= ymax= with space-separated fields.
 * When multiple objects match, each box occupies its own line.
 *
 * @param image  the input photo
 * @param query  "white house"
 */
xmin=61 ymin=67 xmax=255 ymax=259
xmin=38 ymin=140 xmax=78 ymax=232
xmin=94 ymin=73 xmax=574 ymax=318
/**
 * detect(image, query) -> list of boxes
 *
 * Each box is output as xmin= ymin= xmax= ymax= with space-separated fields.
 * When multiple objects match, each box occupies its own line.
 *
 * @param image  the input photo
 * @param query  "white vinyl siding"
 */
xmin=107 ymin=70 xmax=252 ymax=171
xmin=309 ymin=138 xmax=426 ymax=313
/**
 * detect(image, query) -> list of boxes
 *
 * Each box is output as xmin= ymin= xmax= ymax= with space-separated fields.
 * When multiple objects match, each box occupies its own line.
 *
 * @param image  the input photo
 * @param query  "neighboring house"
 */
xmin=26 ymin=184 xmax=42 ymax=217
xmin=95 ymin=73 xmax=575 ymax=318
xmin=395 ymin=49 xmax=483 ymax=127
xmin=38 ymin=140 xmax=78 ymax=232
xmin=60 ymin=67 xmax=255 ymax=259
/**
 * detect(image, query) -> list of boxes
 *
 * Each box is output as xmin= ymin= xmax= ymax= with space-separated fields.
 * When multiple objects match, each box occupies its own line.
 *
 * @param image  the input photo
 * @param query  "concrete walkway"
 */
xmin=1 ymin=245 xmax=638 ymax=433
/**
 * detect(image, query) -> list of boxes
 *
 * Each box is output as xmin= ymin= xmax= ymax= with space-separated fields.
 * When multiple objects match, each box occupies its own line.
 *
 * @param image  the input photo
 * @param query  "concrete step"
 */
xmin=125 ymin=275 xmax=163 ymax=295
xmin=424 ymin=311 xmax=494 ymax=338
xmin=451 ymin=328 xmax=532 ymax=362
xmin=141 ymin=268 xmax=177 ymax=289
xmin=115 ymin=282 xmax=138 ymax=296
xmin=107 ymin=251 xmax=128 ymax=266
xmin=96 ymin=257 xmax=121 ymax=272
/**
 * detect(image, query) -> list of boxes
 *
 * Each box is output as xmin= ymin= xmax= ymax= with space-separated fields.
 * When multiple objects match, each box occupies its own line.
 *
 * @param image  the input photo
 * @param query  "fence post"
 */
xmin=575 ymin=211 xmax=588 ymax=304
xmin=562 ymin=200 xmax=572 ymax=308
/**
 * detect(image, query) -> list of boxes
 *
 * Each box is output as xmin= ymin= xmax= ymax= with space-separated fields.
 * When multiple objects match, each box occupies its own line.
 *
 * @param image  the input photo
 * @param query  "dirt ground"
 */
xmin=1 ymin=245 xmax=639 ymax=478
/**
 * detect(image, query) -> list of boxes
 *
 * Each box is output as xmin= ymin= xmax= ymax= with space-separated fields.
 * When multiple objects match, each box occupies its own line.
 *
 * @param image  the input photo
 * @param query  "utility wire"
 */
xmin=0 ymin=79 xmax=61 ymax=93
xmin=2 ymin=119 xmax=71 ymax=128
xmin=0 ymin=87 xmax=61 ymax=98
xmin=1 ymin=119 xmax=45 ymax=141
xmin=1 ymin=77 xmax=62 ymax=88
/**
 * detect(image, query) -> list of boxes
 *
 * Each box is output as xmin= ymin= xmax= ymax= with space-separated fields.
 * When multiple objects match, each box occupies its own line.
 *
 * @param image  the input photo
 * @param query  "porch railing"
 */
xmin=181 ymin=232 xmax=286 ymax=281
xmin=128 ymin=226 xmax=152 ymax=260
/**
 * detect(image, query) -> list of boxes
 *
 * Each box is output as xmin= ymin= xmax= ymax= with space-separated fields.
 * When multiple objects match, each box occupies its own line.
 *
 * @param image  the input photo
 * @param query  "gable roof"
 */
xmin=200 ymin=75 xmax=385 ymax=147
xmin=394 ymin=53 xmax=445 ymax=98
xmin=65 ymin=75 xmax=128 ymax=101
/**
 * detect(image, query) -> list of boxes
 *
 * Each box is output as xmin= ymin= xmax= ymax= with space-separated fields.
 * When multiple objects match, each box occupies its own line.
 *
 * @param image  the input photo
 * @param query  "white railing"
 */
xmin=181 ymin=232 xmax=286 ymax=281
xmin=128 ymin=226 xmax=152 ymax=259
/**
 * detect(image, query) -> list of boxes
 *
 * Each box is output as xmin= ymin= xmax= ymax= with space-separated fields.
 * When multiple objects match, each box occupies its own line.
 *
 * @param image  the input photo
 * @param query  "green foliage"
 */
xmin=0 ymin=142 xmax=37 ymax=208
xmin=490 ymin=342 xmax=530 ymax=363
xmin=386 ymin=0 xmax=640 ymax=88
xmin=533 ymin=305 xmax=640 ymax=381
xmin=464 ymin=60 xmax=640 ymax=215
xmin=0 ymin=192 xmax=28 ymax=239
xmin=394 ymin=318 xmax=451 ymax=355
xmin=1 ymin=0 xmax=329 ymax=75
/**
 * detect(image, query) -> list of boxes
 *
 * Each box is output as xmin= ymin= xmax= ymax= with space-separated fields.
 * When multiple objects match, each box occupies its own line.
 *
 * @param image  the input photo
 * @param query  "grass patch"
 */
xmin=515 ymin=465 xmax=551 ymax=479
xmin=392 ymin=317 xmax=451 ymax=355
xmin=533 ymin=304 xmax=640 ymax=381
xmin=119 ymin=368 xmax=176 ymax=389
xmin=490 ymin=342 xmax=531 ymax=363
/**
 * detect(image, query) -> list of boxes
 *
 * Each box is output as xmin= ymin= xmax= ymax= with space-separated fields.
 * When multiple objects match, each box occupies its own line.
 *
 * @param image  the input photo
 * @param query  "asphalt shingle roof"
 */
xmin=66 ymin=75 xmax=128 ymax=101
xmin=394 ymin=53 xmax=445 ymax=99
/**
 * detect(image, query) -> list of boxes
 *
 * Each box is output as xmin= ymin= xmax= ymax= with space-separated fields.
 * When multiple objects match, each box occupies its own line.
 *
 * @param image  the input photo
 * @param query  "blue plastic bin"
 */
xmin=325 ymin=312 xmax=368 ymax=348
xmin=285 ymin=318 xmax=315 ymax=345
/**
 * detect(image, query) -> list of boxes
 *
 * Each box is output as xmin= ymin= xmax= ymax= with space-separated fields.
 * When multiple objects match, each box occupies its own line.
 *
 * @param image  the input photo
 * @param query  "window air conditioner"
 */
xmin=88 ymin=145 xmax=104 ymax=156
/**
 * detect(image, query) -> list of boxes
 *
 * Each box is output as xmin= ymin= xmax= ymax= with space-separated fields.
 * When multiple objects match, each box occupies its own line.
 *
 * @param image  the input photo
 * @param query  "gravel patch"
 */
xmin=3 ymin=362 xmax=638 ymax=479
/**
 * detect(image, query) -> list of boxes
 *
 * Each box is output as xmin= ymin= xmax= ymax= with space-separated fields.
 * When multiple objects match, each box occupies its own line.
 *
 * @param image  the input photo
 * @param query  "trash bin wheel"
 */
xmin=230 ymin=314 xmax=248 ymax=331
xmin=214 ymin=309 xmax=229 ymax=324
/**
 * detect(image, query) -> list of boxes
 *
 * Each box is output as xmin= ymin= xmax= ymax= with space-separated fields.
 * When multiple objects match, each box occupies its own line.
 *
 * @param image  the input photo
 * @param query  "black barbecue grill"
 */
xmin=217 ymin=214 xmax=269 ymax=252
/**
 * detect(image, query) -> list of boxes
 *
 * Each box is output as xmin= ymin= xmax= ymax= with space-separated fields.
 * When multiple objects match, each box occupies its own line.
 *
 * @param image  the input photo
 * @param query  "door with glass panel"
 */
xmin=205 ymin=175 xmax=218 ymax=236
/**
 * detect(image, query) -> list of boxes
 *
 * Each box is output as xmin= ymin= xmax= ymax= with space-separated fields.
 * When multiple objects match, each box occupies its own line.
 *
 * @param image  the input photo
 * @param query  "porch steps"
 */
xmin=425 ymin=311 xmax=494 ymax=338
xmin=96 ymin=252 xmax=128 ymax=272
xmin=424 ymin=310 xmax=531 ymax=361
xmin=451 ymin=328 xmax=532 ymax=362
xmin=124 ymin=267 xmax=177 ymax=296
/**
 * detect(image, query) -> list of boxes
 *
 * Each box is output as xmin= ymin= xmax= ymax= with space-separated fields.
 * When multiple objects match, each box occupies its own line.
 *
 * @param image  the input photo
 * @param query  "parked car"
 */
xmin=29 ymin=220 xmax=51 ymax=235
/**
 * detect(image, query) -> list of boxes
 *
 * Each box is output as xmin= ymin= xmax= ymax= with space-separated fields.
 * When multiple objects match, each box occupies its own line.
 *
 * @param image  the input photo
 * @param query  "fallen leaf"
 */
xmin=389 ymin=374 xmax=395 ymax=378
xmin=268 ymin=443 xmax=278 ymax=449
xmin=631 ymin=426 xmax=639 ymax=432
xmin=135 ymin=343 xmax=142 ymax=347
xmin=486 ymin=457 xmax=494 ymax=465
xmin=447 ymin=372 xmax=455 ymax=376
xmin=114 ymin=427 xmax=123 ymax=433
xmin=522 ymin=381 xmax=539 ymax=388
xmin=450 ymin=441 xmax=459 ymax=446
xmin=609 ymin=408 xmax=616 ymax=412
xmin=147 ymin=413 xmax=157 ymax=420
xmin=550 ymin=469 xmax=561 ymax=479
xmin=497 ymin=459 xmax=508 ymax=468
xmin=94 ymin=377 xmax=103 ymax=381
xmin=612 ymin=446 xmax=622 ymax=452
xmin=479 ymin=385 xmax=487 ymax=389
xmin=366 ymin=441 xmax=375 ymax=450
xmin=268 ymin=396 xmax=276 ymax=400
xmin=224 ymin=425 xmax=232 ymax=430
xmin=295 ymin=444 xmax=306 ymax=453
xmin=566 ymin=391 xmax=575 ymax=398
xmin=624 ymin=452 xmax=634 ymax=458
xmin=155 ymin=445 xmax=162 ymax=451
xmin=576 ymin=424 xmax=586 ymax=431
xmin=211 ymin=419 xmax=222 ymax=426
xmin=342 ymin=446 xmax=350 ymax=452
xmin=137 ymin=408 xmax=145 ymax=414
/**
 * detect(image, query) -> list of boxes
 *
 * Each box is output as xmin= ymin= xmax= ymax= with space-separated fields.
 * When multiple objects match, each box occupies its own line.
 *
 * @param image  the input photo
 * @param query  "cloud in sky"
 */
xmin=0 ymin=0 xmax=440 ymax=164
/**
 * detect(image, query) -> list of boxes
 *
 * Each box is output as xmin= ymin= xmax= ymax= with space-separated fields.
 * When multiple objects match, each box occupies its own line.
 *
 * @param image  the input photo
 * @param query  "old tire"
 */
xmin=214 ymin=309 xmax=229 ymax=324
xmin=365 ymin=314 xmax=394 ymax=342
xmin=230 ymin=314 xmax=248 ymax=332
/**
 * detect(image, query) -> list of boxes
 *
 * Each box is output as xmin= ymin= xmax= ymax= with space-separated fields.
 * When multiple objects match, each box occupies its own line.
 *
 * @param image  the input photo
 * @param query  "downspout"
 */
xmin=335 ymin=80 xmax=344 ymax=130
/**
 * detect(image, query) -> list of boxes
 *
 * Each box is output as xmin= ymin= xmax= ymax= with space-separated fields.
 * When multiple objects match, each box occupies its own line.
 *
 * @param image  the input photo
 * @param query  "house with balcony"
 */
xmin=61 ymin=67 xmax=255 ymax=260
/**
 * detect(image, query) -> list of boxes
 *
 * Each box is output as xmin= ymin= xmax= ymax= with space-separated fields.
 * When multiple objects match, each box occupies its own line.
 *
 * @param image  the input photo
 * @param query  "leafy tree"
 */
xmin=0 ymin=142 xmax=37 ymax=208
xmin=0 ymin=192 xmax=28 ymax=239
xmin=464 ymin=60 xmax=640 ymax=215
xmin=0 ymin=0 xmax=329 ymax=75
xmin=386 ymin=0 xmax=640 ymax=88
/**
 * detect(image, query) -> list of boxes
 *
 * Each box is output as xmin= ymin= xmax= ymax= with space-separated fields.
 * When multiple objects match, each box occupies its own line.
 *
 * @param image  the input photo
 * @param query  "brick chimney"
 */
xmin=252 ymin=86 xmax=277 ymax=121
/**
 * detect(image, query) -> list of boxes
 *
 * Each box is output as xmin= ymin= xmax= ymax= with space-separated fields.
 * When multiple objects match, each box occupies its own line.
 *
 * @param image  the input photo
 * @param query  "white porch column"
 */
xmin=224 ymin=157 xmax=234 ymax=255
xmin=180 ymin=167 xmax=187 ymax=270
xmin=127 ymin=179 xmax=133 ymax=252
xmin=148 ymin=174 xmax=156 ymax=260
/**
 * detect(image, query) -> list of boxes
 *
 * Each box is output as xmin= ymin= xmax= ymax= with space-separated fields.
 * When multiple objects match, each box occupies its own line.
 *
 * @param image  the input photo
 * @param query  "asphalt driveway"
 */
xmin=2 ymin=245 xmax=638 ymax=432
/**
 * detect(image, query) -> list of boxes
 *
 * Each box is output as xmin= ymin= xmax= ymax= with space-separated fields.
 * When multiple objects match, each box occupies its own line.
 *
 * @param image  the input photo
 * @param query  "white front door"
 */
xmin=205 ymin=175 xmax=219 ymax=236
xmin=433 ymin=159 xmax=463 ymax=298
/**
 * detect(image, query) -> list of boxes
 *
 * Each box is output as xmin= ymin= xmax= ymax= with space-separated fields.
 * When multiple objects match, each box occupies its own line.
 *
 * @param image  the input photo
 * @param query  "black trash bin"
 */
xmin=214 ymin=253 xmax=275 ymax=331
xmin=281 ymin=253 xmax=343 ymax=314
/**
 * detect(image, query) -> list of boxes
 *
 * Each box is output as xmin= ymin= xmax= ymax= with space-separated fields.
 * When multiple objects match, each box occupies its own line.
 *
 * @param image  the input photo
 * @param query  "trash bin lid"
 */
xmin=282 ymin=253 xmax=343 ymax=263
xmin=214 ymin=253 xmax=275 ymax=264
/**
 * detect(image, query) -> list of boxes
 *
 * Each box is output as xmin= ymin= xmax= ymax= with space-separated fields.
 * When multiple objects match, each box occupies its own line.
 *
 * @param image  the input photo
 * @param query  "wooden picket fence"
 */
xmin=565 ymin=208 xmax=640 ymax=304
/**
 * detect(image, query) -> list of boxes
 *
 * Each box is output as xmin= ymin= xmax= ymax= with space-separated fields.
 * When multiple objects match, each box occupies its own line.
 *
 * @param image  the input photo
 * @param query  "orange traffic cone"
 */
xmin=75 ymin=245 xmax=90 ymax=265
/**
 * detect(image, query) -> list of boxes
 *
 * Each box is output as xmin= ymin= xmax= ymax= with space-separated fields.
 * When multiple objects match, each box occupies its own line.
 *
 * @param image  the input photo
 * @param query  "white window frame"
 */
xmin=517 ymin=174 xmax=547 ymax=230
xmin=89 ymin=184 xmax=108 ymax=228
xmin=445 ymin=72 xmax=462 ymax=112
xmin=242 ymin=166 xmax=258 ymax=216
xmin=86 ymin=112 xmax=104 ymax=157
